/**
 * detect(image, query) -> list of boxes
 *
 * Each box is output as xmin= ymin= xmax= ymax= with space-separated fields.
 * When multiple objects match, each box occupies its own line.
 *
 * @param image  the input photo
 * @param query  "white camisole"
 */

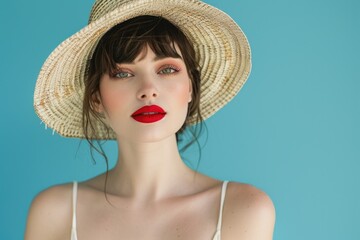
xmin=71 ymin=181 xmax=229 ymax=240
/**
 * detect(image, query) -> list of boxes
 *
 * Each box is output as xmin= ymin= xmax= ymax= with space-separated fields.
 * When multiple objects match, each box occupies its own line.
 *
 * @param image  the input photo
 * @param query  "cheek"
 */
xmin=170 ymin=79 xmax=191 ymax=105
xmin=99 ymin=84 xmax=130 ymax=115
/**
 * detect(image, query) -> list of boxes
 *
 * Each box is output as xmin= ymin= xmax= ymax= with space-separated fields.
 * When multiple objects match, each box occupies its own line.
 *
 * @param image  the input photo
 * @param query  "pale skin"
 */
xmin=25 ymin=46 xmax=275 ymax=240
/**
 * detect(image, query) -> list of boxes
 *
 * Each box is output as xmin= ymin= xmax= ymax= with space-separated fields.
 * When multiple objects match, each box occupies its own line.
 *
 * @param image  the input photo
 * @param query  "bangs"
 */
xmin=93 ymin=15 xmax=186 ymax=75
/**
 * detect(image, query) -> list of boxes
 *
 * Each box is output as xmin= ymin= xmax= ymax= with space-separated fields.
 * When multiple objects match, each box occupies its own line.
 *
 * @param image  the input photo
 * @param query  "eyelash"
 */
xmin=158 ymin=65 xmax=180 ymax=75
xmin=112 ymin=71 xmax=133 ymax=79
xmin=111 ymin=64 xmax=180 ymax=79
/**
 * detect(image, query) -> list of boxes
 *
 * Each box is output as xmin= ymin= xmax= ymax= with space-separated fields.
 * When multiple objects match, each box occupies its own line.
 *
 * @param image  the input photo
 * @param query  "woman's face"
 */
xmin=96 ymin=44 xmax=192 ymax=143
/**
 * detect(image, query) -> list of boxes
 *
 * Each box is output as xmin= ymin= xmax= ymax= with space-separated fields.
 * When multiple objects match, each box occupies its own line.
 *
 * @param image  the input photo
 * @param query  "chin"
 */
xmin=113 ymin=114 xmax=187 ymax=143
xmin=115 ymin=124 xmax=182 ymax=144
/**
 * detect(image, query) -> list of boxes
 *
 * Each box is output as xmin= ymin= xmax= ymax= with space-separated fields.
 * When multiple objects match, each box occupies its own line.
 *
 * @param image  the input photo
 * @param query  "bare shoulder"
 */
xmin=222 ymin=182 xmax=276 ymax=240
xmin=226 ymin=182 xmax=275 ymax=214
xmin=25 ymin=183 xmax=74 ymax=240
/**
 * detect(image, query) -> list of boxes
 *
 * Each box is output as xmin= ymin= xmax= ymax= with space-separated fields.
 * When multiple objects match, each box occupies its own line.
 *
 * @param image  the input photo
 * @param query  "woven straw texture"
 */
xmin=34 ymin=0 xmax=251 ymax=139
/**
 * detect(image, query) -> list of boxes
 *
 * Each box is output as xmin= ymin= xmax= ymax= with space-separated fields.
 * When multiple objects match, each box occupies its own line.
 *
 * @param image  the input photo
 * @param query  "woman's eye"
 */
xmin=114 ymin=72 xmax=133 ymax=78
xmin=158 ymin=65 xmax=179 ymax=75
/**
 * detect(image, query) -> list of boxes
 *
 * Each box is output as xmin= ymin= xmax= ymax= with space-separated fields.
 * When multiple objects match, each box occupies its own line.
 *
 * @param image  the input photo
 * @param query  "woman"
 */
xmin=26 ymin=0 xmax=275 ymax=239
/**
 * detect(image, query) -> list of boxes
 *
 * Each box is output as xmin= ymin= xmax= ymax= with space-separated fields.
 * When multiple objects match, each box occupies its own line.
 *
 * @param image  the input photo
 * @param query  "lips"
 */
xmin=131 ymin=105 xmax=166 ymax=123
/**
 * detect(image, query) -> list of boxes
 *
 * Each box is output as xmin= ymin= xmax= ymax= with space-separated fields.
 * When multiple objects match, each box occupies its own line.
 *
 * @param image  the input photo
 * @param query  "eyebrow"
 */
xmin=119 ymin=55 xmax=183 ymax=65
xmin=154 ymin=55 xmax=182 ymax=61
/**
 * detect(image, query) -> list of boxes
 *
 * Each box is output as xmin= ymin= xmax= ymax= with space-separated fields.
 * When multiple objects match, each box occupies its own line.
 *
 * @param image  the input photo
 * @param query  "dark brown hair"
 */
xmin=82 ymin=16 xmax=205 ymax=193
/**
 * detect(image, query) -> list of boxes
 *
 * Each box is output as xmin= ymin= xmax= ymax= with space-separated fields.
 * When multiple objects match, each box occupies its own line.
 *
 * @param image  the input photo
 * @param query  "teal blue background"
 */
xmin=1 ymin=0 xmax=359 ymax=239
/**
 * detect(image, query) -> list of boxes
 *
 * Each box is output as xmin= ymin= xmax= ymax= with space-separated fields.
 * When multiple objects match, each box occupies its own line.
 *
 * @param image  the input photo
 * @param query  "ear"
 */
xmin=91 ymin=91 xmax=104 ymax=113
xmin=188 ymin=78 xmax=192 ymax=103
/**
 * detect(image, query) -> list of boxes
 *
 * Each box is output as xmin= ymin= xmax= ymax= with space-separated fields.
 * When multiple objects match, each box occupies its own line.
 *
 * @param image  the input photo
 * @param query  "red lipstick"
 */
xmin=131 ymin=105 xmax=166 ymax=123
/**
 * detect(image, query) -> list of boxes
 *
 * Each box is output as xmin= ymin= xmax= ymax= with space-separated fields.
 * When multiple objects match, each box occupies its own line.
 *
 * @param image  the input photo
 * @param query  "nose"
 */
xmin=136 ymin=79 xmax=159 ymax=101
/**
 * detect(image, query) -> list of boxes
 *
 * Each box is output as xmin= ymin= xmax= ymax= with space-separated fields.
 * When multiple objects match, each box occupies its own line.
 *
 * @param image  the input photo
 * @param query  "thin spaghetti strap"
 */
xmin=216 ymin=181 xmax=229 ymax=232
xmin=71 ymin=181 xmax=78 ymax=240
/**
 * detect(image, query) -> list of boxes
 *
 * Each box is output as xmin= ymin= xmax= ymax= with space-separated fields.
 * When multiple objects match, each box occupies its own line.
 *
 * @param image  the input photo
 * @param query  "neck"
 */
xmin=107 ymin=134 xmax=197 ymax=203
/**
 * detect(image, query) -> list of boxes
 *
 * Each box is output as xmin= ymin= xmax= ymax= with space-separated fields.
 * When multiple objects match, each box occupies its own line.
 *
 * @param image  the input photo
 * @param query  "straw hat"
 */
xmin=34 ymin=0 xmax=251 ymax=139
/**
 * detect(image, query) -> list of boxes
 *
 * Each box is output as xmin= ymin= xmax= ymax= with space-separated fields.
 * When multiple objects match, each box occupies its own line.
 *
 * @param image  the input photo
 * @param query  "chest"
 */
xmin=75 ymin=194 xmax=220 ymax=240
